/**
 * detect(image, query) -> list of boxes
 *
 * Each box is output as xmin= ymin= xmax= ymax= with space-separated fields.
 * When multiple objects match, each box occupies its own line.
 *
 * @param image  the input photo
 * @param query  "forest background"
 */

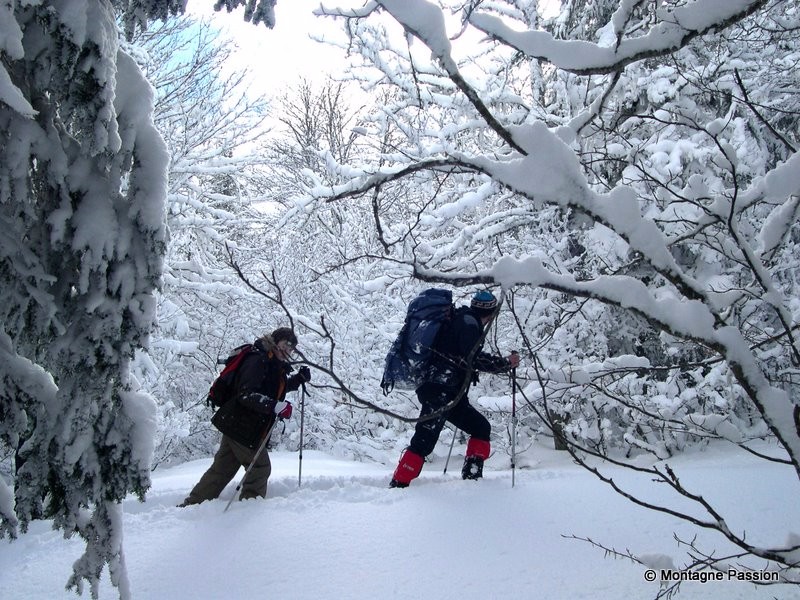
xmin=0 ymin=0 xmax=799 ymax=597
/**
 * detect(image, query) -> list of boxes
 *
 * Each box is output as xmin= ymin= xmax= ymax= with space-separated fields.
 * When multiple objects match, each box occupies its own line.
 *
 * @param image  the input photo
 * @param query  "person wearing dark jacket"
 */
xmin=179 ymin=328 xmax=311 ymax=506
xmin=390 ymin=291 xmax=519 ymax=488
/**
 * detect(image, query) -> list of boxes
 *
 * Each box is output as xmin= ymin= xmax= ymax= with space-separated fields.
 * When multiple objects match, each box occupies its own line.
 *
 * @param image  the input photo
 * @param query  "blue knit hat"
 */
xmin=471 ymin=291 xmax=498 ymax=315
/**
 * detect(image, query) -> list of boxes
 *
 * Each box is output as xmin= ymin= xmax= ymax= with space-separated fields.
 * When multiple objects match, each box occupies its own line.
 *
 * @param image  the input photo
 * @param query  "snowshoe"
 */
xmin=461 ymin=456 xmax=484 ymax=480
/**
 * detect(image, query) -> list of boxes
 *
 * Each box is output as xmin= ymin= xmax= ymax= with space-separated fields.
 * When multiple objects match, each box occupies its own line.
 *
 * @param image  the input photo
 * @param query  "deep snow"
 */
xmin=1 ymin=439 xmax=798 ymax=600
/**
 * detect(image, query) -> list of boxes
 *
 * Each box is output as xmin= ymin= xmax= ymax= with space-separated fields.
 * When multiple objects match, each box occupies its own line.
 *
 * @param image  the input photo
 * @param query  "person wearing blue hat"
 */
xmin=390 ymin=290 xmax=520 ymax=487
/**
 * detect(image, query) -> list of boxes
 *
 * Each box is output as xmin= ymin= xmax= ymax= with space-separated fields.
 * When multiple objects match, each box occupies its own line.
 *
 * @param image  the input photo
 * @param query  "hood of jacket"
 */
xmin=255 ymin=335 xmax=293 ymax=371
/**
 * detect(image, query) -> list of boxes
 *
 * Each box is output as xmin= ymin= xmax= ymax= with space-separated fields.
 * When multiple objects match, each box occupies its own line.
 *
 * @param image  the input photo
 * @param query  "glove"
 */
xmin=297 ymin=366 xmax=311 ymax=383
xmin=241 ymin=392 xmax=272 ymax=410
xmin=274 ymin=401 xmax=293 ymax=420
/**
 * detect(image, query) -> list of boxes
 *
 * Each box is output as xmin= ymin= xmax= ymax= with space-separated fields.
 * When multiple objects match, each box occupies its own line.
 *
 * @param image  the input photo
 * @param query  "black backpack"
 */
xmin=206 ymin=344 xmax=254 ymax=409
xmin=380 ymin=289 xmax=454 ymax=395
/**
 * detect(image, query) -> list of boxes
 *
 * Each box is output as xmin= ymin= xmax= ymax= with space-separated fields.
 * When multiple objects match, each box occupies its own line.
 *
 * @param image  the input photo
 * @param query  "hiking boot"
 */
xmin=390 ymin=449 xmax=424 ymax=488
xmin=461 ymin=456 xmax=484 ymax=480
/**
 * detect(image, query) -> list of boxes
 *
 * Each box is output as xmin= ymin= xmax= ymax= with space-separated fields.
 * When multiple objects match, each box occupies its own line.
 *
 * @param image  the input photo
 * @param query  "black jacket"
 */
xmin=419 ymin=306 xmax=509 ymax=400
xmin=211 ymin=337 xmax=303 ymax=449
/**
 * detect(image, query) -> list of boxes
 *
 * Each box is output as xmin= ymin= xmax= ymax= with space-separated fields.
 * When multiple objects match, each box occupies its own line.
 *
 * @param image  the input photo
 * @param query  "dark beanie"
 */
xmin=271 ymin=327 xmax=298 ymax=346
xmin=471 ymin=291 xmax=498 ymax=317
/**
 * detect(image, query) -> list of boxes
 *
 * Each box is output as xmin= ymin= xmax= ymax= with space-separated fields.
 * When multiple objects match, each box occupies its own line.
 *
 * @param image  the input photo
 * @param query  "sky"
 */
xmin=2 ymin=439 xmax=798 ymax=599
xmin=183 ymin=0 xmax=561 ymax=98
xmin=185 ymin=1 xmax=353 ymax=95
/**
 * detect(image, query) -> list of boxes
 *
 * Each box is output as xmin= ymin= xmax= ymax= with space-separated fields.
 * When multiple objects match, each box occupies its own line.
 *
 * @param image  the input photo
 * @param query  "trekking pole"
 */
xmin=443 ymin=426 xmax=458 ymax=474
xmin=298 ymin=383 xmax=306 ymax=488
xmin=511 ymin=352 xmax=518 ymax=488
xmin=224 ymin=418 xmax=278 ymax=513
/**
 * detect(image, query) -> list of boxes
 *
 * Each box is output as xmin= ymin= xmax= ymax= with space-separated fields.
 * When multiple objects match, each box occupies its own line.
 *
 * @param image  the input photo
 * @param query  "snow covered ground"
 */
xmin=1 ymin=440 xmax=797 ymax=600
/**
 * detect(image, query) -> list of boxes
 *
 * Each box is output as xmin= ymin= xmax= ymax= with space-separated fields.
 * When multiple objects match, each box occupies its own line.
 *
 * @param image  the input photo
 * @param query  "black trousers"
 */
xmin=408 ymin=385 xmax=490 ymax=457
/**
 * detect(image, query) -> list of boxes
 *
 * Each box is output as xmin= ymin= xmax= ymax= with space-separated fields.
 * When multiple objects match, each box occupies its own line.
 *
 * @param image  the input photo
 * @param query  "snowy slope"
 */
xmin=1 ymin=442 xmax=797 ymax=600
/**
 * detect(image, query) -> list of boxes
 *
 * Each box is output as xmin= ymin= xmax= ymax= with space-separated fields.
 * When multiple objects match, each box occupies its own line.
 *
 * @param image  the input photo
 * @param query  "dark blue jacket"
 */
xmin=418 ymin=306 xmax=509 ymax=400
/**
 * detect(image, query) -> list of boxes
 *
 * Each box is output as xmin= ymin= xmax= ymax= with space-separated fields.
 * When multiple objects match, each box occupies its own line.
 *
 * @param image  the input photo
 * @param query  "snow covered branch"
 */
xmin=470 ymin=0 xmax=771 ymax=76
xmin=306 ymin=0 xmax=800 ymax=588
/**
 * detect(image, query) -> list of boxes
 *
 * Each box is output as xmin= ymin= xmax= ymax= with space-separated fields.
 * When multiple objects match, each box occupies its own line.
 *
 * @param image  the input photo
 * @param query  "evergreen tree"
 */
xmin=0 ymin=1 xmax=182 ymax=596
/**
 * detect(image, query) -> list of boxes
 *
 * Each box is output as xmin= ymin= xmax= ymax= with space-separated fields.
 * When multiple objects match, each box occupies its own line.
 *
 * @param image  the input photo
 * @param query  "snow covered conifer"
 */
xmin=0 ymin=0 xmax=180 ymax=596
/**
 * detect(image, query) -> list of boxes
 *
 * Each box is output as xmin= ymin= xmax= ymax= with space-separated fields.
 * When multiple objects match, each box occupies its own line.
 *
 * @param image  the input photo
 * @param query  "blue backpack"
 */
xmin=381 ymin=289 xmax=454 ymax=395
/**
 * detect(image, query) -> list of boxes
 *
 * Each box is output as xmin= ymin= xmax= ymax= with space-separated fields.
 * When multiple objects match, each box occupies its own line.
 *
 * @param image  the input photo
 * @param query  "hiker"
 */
xmin=179 ymin=327 xmax=311 ymax=506
xmin=390 ymin=291 xmax=519 ymax=488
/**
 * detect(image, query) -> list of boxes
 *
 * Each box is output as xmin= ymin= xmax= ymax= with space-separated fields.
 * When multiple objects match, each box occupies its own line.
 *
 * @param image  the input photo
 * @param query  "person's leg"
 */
xmin=181 ymin=436 xmax=241 ymax=505
xmin=390 ymin=390 xmax=451 ymax=488
xmin=228 ymin=438 xmax=272 ymax=500
xmin=447 ymin=400 xmax=491 ymax=480
xmin=390 ymin=448 xmax=425 ymax=488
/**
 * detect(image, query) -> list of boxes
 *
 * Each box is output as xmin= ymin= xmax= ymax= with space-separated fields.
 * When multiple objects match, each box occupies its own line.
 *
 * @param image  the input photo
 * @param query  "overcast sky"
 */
xmin=185 ymin=1 xmax=353 ymax=97
xmin=184 ymin=1 xmax=562 ymax=100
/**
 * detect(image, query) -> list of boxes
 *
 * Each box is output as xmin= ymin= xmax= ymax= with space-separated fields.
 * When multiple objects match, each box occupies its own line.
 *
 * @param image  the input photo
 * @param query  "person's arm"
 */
xmin=286 ymin=366 xmax=311 ymax=392
xmin=475 ymin=351 xmax=510 ymax=373
xmin=235 ymin=355 xmax=277 ymax=414
xmin=476 ymin=350 xmax=520 ymax=373
xmin=455 ymin=314 xmax=482 ymax=361
xmin=457 ymin=313 xmax=518 ymax=373
xmin=450 ymin=312 xmax=520 ymax=374
xmin=444 ymin=313 xmax=487 ymax=376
